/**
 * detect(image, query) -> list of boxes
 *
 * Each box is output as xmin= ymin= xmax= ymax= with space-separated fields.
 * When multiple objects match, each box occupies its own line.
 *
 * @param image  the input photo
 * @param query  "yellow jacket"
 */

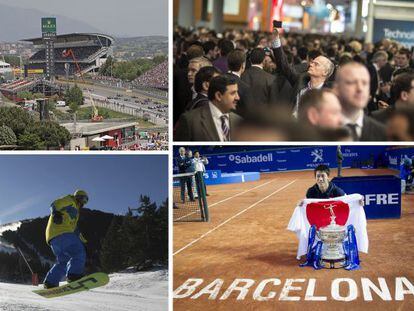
xmin=46 ymin=195 xmax=87 ymax=244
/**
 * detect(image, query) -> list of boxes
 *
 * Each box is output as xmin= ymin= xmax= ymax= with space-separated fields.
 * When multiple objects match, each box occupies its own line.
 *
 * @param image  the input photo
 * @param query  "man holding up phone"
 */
xmin=271 ymin=22 xmax=335 ymax=117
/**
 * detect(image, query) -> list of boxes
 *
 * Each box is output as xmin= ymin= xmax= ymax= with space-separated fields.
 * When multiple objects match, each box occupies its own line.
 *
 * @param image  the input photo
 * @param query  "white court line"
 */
xmin=174 ymin=179 xmax=275 ymax=221
xmin=209 ymin=179 xmax=274 ymax=207
xmin=173 ymin=179 xmax=297 ymax=256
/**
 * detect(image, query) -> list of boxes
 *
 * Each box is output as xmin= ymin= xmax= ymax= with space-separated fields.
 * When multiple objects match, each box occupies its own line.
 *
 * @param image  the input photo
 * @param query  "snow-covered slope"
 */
xmin=0 ymin=269 xmax=168 ymax=311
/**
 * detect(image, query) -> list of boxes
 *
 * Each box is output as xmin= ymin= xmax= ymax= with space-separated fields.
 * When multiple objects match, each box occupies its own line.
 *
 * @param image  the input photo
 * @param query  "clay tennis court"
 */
xmin=173 ymin=168 xmax=414 ymax=310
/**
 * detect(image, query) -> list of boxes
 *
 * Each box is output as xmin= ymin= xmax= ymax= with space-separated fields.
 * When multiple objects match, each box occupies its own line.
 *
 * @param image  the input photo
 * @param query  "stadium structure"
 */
xmin=22 ymin=33 xmax=114 ymax=76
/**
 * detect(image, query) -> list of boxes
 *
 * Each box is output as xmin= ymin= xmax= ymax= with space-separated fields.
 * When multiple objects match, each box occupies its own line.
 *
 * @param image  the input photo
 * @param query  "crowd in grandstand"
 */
xmin=173 ymin=26 xmax=414 ymax=141
xmin=133 ymin=60 xmax=168 ymax=89
xmin=30 ymin=46 xmax=101 ymax=61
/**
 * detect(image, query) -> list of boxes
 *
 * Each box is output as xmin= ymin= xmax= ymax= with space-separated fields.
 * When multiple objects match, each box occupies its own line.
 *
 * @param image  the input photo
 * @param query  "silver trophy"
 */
xmin=317 ymin=203 xmax=347 ymax=269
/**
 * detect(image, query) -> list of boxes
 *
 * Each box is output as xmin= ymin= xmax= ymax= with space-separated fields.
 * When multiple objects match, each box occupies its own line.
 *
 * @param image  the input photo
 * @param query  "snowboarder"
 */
xmin=43 ymin=190 xmax=89 ymax=289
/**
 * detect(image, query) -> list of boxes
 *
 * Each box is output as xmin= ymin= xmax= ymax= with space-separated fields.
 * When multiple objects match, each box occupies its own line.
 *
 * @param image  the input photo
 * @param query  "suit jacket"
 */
xmin=173 ymin=65 xmax=192 ymax=126
xmin=360 ymin=115 xmax=387 ymax=141
xmin=379 ymin=63 xmax=394 ymax=82
xmin=226 ymin=72 xmax=253 ymax=118
xmin=185 ymin=93 xmax=209 ymax=111
xmin=174 ymin=103 xmax=243 ymax=141
xmin=177 ymin=156 xmax=192 ymax=174
xmin=241 ymin=66 xmax=276 ymax=106
xmin=371 ymin=107 xmax=394 ymax=124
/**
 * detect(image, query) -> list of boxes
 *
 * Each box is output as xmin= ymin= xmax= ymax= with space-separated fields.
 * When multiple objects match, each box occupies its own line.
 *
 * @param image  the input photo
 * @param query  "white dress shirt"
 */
xmin=194 ymin=157 xmax=208 ymax=172
xmin=209 ymin=102 xmax=229 ymax=142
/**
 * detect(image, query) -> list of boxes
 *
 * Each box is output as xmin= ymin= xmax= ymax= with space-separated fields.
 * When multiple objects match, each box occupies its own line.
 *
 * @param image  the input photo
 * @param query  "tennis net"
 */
xmin=173 ymin=171 xmax=209 ymax=222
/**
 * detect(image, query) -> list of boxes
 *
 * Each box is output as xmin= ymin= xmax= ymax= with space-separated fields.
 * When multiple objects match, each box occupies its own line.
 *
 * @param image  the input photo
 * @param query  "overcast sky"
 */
xmin=0 ymin=0 xmax=168 ymax=37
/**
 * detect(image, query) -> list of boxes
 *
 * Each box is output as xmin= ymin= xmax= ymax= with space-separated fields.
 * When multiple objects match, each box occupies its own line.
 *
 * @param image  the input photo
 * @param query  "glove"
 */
xmin=79 ymin=232 xmax=87 ymax=244
xmin=53 ymin=210 xmax=63 ymax=224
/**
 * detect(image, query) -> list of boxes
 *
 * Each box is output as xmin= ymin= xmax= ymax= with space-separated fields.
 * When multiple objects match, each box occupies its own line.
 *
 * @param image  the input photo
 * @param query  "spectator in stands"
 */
xmin=175 ymin=75 xmax=241 ymax=141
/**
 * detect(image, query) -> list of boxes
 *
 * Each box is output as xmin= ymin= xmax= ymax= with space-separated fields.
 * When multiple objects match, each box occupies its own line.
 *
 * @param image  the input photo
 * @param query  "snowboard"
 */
xmin=33 ymin=272 xmax=109 ymax=298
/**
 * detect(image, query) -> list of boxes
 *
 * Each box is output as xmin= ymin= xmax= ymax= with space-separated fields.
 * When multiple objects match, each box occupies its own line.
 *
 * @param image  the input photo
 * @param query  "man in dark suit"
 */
xmin=226 ymin=49 xmax=252 ymax=118
xmin=174 ymin=75 xmax=242 ymax=141
xmin=271 ymin=29 xmax=334 ymax=117
xmin=241 ymin=48 xmax=276 ymax=107
xmin=177 ymin=147 xmax=194 ymax=203
xmin=335 ymin=62 xmax=386 ymax=141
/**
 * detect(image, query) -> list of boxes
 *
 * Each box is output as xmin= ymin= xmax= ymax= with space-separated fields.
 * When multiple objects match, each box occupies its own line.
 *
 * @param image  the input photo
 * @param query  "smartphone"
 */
xmin=273 ymin=20 xmax=282 ymax=28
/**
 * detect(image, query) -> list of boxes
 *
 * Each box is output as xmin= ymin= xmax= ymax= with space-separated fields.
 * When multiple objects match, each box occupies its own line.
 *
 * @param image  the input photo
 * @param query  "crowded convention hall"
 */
xmin=173 ymin=0 xmax=414 ymax=141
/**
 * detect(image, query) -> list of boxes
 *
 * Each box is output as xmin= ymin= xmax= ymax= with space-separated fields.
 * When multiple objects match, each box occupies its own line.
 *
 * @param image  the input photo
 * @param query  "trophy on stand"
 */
xmin=317 ymin=203 xmax=347 ymax=269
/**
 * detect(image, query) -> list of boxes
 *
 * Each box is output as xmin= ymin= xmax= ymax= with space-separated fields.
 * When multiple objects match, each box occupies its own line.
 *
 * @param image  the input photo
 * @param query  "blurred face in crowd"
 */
xmin=375 ymin=55 xmax=387 ymax=69
xmin=395 ymin=53 xmax=410 ymax=68
xmin=258 ymin=37 xmax=268 ymax=48
xmin=179 ymin=147 xmax=186 ymax=156
xmin=194 ymin=151 xmax=200 ymax=159
xmin=207 ymin=46 xmax=219 ymax=61
xmin=335 ymin=64 xmax=370 ymax=111
xmin=364 ymin=43 xmax=374 ymax=53
xmin=308 ymin=56 xmax=330 ymax=79
xmin=386 ymin=114 xmax=412 ymax=141
xmin=263 ymin=55 xmax=276 ymax=73
xmin=400 ymin=80 xmax=414 ymax=105
xmin=315 ymin=170 xmax=329 ymax=192
xmin=308 ymin=92 xmax=343 ymax=128
xmin=214 ymin=83 xmax=239 ymax=113
xmin=188 ymin=62 xmax=201 ymax=84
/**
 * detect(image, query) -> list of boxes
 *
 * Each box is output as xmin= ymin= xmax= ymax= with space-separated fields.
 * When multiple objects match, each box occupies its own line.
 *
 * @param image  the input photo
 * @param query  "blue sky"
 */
xmin=0 ymin=155 xmax=168 ymax=225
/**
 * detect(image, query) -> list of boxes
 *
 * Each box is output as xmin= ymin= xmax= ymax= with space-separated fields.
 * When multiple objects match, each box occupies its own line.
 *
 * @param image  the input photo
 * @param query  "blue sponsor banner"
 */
xmin=384 ymin=147 xmax=414 ymax=170
xmin=373 ymin=19 xmax=414 ymax=48
xmin=203 ymin=146 xmax=386 ymax=174
xmin=203 ymin=170 xmax=221 ymax=180
xmin=332 ymin=175 xmax=401 ymax=219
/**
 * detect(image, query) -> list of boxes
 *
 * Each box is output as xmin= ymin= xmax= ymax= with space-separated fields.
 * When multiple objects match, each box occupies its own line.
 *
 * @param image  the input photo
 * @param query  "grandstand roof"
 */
xmin=21 ymin=33 xmax=114 ymax=46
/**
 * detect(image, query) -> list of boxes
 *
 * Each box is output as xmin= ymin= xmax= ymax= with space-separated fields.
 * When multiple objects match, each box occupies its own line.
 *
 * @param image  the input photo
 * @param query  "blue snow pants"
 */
xmin=44 ymin=233 xmax=86 ymax=286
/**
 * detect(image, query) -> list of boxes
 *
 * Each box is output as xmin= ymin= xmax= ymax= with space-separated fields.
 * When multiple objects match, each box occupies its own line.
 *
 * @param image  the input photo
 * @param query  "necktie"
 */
xmin=220 ymin=115 xmax=230 ymax=141
xmin=346 ymin=123 xmax=359 ymax=141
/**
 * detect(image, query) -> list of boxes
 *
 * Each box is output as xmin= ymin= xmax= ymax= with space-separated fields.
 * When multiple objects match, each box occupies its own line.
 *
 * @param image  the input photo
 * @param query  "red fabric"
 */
xmin=306 ymin=200 xmax=350 ymax=230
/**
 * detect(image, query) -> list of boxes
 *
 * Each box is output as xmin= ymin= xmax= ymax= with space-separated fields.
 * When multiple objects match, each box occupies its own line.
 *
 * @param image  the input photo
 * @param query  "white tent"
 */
xmin=92 ymin=137 xmax=105 ymax=142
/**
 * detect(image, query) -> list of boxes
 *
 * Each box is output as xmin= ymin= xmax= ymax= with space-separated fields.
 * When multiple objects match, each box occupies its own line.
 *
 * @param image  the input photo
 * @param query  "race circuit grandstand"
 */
xmin=22 ymin=33 xmax=114 ymax=76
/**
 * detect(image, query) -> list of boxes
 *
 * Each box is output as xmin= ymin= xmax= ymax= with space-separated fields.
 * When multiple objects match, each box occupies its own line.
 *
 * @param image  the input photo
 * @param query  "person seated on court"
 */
xmin=306 ymin=164 xmax=345 ymax=199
